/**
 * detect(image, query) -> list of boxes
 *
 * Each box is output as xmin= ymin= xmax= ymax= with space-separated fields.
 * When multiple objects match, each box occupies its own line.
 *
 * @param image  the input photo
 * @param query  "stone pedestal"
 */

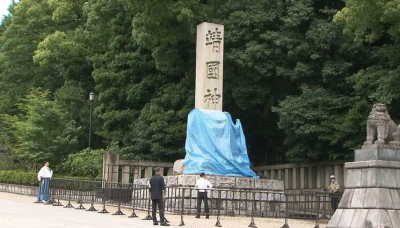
xmin=327 ymin=145 xmax=400 ymax=227
xmin=133 ymin=175 xmax=284 ymax=216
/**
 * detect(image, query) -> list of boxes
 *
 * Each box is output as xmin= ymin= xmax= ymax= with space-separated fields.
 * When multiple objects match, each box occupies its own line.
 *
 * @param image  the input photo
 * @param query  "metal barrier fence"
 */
xmin=0 ymin=178 xmax=341 ymax=227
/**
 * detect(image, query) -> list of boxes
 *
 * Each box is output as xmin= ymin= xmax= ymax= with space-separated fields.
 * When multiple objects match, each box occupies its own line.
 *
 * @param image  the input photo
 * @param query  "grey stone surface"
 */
xmin=338 ymin=189 xmax=354 ymax=208
xmin=273 ymin=179 xmax=284 ymax=190
xmin=363 ymin=188 xmax=393 ymax=209
xmin=361 ymin=168 xmax=377 ymax=187
xmin=350 ymin=188 xmax=366 ymax=208
xmin=355 ymin=147 xmax=400 ymax=162
xmin=346 ymin=169 xmax=362 ymax=188
xmin=388 ymin=210 xmax=400 ymax=228
xmin=164 ymin=175 xmax=178 ymax=186
xmin=326 ymin=208 xmax=343 ymax=227
xmin=377 ymin=168 xmax=397 ymax=188
xmin=345 ymin=160 xmax=400 ymax=169
xmin=365 ymin=209 xmax=392 ymax=228
xmin=396 ymin=170 xmax=400 ymax=188
xmin=177 ymin=175 xmax=197 ymax=186
xmin=350 ymin=209 xmax=369 ymax=228
xmin=236 ymin=177 xmax=255 ymax=189
xmin=337 ymin=209 xmax=355 ymax=228
xmin=390 ymin=189 xmax=400 ymax=210
xmin=173 ymin=159 xmax=185 ymax=175
xmin=254 ymin=179 xmax=273 ymax=189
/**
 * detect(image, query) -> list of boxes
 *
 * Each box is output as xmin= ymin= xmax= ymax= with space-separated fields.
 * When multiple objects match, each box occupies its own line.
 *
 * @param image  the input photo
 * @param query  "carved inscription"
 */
xmin=206 ymin=28 xmax=222 ymax=53
xmin=204 ymin=88 xmax=221 ymax=107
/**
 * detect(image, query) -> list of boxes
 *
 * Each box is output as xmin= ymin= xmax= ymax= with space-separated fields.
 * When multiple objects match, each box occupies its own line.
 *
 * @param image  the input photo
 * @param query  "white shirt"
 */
xmin=196 ymin=177 xmax=212 ymax=192
xmin=37 ymin=166 xmax=53 ymax=181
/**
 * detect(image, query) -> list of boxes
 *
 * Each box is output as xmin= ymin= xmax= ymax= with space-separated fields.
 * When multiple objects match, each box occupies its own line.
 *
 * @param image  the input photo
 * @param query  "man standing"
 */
xmin=149 ymin=167 xmax=169 ymax=226
xmin=195 ymin=172 xmax=212 ymax=219
xmin=325 ymin=174 xmax=340 ymax=212
xmin=37 ymin=161 xmax=53 ymax=203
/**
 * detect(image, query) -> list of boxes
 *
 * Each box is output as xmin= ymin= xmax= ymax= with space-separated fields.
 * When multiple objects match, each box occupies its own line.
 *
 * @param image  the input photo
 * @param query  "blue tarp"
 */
xmin=183 ymin=108 xmax=258 ymax=178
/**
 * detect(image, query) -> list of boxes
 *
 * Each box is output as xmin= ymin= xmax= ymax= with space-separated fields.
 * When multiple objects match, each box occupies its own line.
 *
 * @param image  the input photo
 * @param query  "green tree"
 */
xmin=1 ymin=89 xmax=79 ymax=168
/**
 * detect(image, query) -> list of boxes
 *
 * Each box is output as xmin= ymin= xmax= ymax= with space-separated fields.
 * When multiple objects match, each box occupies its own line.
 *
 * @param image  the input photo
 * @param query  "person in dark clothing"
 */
xmin=149 ymin=167 xmax=169 ymax=226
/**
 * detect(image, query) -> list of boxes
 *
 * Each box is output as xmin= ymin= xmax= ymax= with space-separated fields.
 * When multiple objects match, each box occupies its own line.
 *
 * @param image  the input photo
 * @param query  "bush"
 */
xmin=61 ymin=148 xmax=106 ymax=179
xmin=0 ymin=170 xmax=37 ymax=186
xmin=0 ymin=170 xmax=102 ymax=187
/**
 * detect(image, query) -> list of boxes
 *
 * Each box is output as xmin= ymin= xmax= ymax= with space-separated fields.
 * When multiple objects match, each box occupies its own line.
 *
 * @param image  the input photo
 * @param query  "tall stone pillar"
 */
xmin=327 ymin=145 xmax=400 ymax=227
xmin=121 ymin=166 xmax=130 ymax=184
xmin=145 ymin=167 xmax=153 ymax=178
xmin=102 ymin=153 xmax=119 ymax=183
xmin=195 ymin=22 xmax=224 ymax=111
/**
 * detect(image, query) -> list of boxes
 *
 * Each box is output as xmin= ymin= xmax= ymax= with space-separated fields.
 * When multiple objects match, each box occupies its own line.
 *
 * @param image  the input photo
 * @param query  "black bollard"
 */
xmin=142 ymin=186 xmax=153 ymax=220
xmin=75 ymin=181 xmax=85 ymax=210
xmin=128 ymin=185 xmax=138 ymax=218
xmin=248 ymin=191 xmax=257 ymax=228
xmin=86 ymin=181 xmax=97 ymax=211
xmin=281 ymin=193 xmax=290 ymax=228
xmin=179 ymin=188 xmax=185 ymax=226
xmin=112 ymin=184 xmax=125 ymax=215
xmin=215 ymin=190 xmax=222 ymax=227
xmin=98 ymin=183 xmax=109 ymax=213
xmin=64 ymin=180 xmax=74 ymax=208
xmin=314 ymin=195 xmax=321 ymax=228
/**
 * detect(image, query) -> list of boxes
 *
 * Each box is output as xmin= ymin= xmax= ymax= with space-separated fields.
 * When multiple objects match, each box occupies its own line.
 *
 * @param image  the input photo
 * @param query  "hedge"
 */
xmin=0 ymin=170 xmax=102 ymax=187
xmin=0 ymin=170 xmax=37 ymax=186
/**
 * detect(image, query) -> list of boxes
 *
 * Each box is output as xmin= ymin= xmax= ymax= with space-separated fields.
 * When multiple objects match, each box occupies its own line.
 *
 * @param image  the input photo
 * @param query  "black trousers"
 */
xmin=197 ymin=192 xmax=209 ymax=217
xmin=152 ymin=199 xmax=165 ymax=223
xmin=330 ymin=193 xmax=339 ymax=211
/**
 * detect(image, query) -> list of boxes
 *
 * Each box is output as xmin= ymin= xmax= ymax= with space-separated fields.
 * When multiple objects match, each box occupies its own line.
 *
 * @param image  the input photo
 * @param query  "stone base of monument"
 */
xmin=327 ymin=145 xmax=400 ymax=227
xmin=133 ymin=175 xmax=285 ymax=216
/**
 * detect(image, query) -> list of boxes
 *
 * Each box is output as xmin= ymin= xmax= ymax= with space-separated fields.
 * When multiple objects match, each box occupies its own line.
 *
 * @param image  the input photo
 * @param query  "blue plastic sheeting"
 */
xmin=183 ymin=109 xmax=258 ymax=178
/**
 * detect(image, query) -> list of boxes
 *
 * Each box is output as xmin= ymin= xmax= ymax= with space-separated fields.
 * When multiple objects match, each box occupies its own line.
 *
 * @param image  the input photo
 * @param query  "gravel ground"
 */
xmin=0 ymin=192 xmax=328 ymax=228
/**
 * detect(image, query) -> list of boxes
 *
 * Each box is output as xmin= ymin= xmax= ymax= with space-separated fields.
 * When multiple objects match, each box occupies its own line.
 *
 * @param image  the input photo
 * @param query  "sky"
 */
xmin=0 ymin=0 xmax=14 ymax=23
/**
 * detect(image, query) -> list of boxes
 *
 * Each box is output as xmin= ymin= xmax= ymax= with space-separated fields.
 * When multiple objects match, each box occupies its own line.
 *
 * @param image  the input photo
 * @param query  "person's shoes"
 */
xmin=195 ymin=216 xmax=200 ymax=218
xmin=206 ymin=216 xmax=209 ymax=219
xmin=153 ymin=222 xmax=158 ymax=225
xmin=160 ymin=222 xmax=170 ymax=226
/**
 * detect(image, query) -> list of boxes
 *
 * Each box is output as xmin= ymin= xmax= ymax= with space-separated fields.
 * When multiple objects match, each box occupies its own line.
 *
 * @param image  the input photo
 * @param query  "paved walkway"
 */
xmin=0 ymin=192 xmax=327 ymax=228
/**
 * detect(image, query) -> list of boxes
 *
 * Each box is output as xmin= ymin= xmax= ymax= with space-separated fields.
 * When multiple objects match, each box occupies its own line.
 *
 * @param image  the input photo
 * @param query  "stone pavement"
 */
xmin=0 ymin=192 xmax=326 ymax=228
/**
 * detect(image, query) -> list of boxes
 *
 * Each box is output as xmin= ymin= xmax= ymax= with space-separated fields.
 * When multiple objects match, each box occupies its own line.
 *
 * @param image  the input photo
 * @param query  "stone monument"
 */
xmin=327 ymin=103 xmax=400 ymax=227
xmin=195 ymin=22 xmax=224 ymax=111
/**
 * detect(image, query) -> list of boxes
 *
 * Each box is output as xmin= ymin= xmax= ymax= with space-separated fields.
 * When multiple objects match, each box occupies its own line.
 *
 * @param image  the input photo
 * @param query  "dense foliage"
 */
xmin=0 ymin=0 xmax=398 ymax=175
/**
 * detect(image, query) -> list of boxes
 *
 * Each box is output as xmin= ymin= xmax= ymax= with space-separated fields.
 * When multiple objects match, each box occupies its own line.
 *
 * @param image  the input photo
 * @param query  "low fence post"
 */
xmin=314 ymin=195 xmax=320 ymax=228
xmin=128 ymin=184 xmax=138 ymax=218
xmin=75 ymin=180 xmax=85 ymax=210
xmin=98 ymin=182 xmax=109 ymax=213
xmin=281 ymin=193 xmax=290 ymax=228
xmin=179 ymin=188 xmax=185 ymax=226
xmin=215 ymin=189 xmax=222 ymax=227
xmin=52 ymin=179 xmax=63 ymax=206
xmin=142 ymin=185 xmax=153 ymax=220
xmin=86 ymin=181 xmax=97 ymax=212
xmin=112 ymin=183 xmax=125 ymax=215
xmin=64 ymin=180 xmax=74 ymax=208
xmin=248 ymin=190 xmax=257 ymax=228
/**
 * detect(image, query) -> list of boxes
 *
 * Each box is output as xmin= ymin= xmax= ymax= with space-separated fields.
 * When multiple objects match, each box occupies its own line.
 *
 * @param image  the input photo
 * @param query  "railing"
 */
xmin=0 ymin=178 xmax=341 ymax=227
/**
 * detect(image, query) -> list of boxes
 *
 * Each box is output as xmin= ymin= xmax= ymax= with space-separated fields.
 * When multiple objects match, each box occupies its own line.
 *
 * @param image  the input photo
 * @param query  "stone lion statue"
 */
xmin=363 ymin=103 xmax=400 ymax=146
